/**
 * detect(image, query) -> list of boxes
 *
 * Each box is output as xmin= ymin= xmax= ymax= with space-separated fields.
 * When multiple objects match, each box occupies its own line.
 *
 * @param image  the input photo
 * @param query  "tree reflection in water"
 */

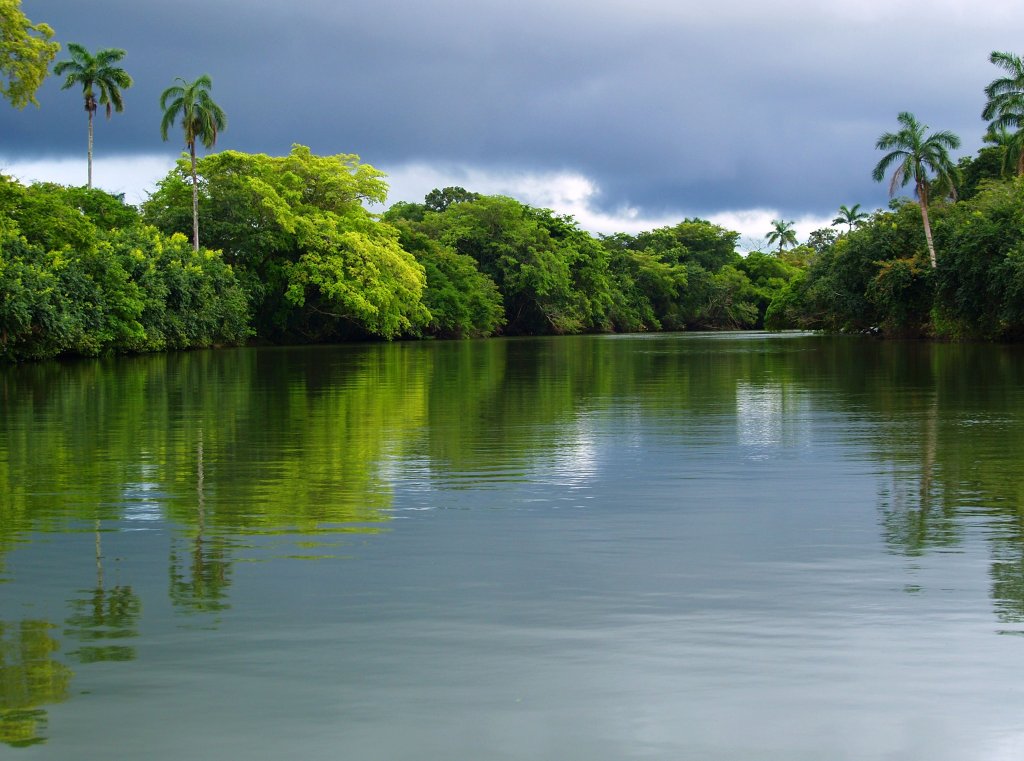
xmin=0 ymin=620 xmax=73 ymax=747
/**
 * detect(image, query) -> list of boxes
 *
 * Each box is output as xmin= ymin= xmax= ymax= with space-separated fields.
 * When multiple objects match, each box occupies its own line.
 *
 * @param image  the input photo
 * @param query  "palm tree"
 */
xmin=766 ymin=219 xmax=798 ymax=253
xmin=983 ymin=51 xmax=1024 ymax=176
xmin=159 ymin=75 xmax=226 ymax=251
xmin=872 ymin=112 xmax=960 ymax=269
xmin=53 ymin=44 xmax=132 ymax=189
xmin=832 ymin=203 xmax=868 ymax=233
xmin=984 ymin=122 xmax=1024 ymax=179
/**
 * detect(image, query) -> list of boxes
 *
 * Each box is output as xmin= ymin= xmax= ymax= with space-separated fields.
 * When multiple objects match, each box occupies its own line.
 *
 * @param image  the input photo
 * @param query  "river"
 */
xmin=2 ymin=332 xmax=1024 ymax=759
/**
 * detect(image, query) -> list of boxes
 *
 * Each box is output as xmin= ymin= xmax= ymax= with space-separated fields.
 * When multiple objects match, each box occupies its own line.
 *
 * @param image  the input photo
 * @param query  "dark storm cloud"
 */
xmin=4 ymin=0 xmax=1022 ymax=217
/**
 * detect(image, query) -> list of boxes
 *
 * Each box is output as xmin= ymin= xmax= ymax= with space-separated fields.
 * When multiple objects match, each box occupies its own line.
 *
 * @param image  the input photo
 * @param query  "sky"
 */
xmin=3 ymin=0 xmax=1023 ymax=246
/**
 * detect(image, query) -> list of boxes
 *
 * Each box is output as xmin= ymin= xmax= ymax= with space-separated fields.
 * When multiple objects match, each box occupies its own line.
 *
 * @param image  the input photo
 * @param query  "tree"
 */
xmin=766 ymin=219 xmax=798 ymax=253
xmin=159 ymin=75 xmax=226 ymax=251
xmin=872 ymin=112 xmax=960 ymax=269
xmin=53 ymin=44 xmax=132 ymax=189
xmin=0 ymin=0 xmax=58 ymax=109
xmin=143 ymin=146 xmax=429 ymax=341
xmin=983 ymin=51 xmax=1024 ymax=176
xmin=424 ymin=186 xmax=479 ymax=213
xmin=832 ymin=203 xmax=868 ymax=233
xmin=983 ymin=124 xmax=1024 ymax=178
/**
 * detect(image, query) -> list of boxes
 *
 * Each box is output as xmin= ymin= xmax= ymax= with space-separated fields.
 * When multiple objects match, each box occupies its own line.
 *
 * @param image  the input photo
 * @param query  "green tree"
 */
xmin=415 ymin=195 xmax=615 ymax=334
xmin=832 ymin=203 xmax=868 ymax=233
xmin=983 ymin=124 xmax=1024 ymax=178
xmin=766 ymin=219 xmax=798 ymax=253
xmin=143 ymin=146 xmax=428 ymax=341
xmin=872 ymin=111 xmax=960 ymax=269
xmin=0 ymin=0 xmax=58 ymax=109
xmin=424 ymin=186 xmax=479 ymax=213
xmin=53 ymin=44 xmax=132 ymax=189
xmin=982 ymin=51 xmax=1024 ymax=176
xmin=0 ymin=176 xmax=250 ymax=361
xmin=159 ymin=75 xmax=226 ymax=251
xmin=606 ymin=219 xmax=745 ymax=330
xmin=387 ymin=219 xmax=505 ymax=338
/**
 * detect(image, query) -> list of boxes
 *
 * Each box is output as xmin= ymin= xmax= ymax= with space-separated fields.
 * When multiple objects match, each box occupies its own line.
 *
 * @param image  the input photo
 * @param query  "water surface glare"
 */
xmin=2 ymin=333 xmax=1024 ymax=759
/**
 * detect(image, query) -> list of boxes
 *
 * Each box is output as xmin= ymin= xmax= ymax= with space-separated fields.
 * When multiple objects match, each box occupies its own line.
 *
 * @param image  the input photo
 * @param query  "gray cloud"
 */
xmin=4 ymin=0 xmax=1021 ymax=220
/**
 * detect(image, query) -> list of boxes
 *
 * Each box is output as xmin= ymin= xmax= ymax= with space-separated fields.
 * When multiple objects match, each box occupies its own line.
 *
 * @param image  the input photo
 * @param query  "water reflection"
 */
xmin=3 ymin=337 xmax=1024 ymax=623
xmin=735 ymin=380 xmax=812 ymax=459
xmin=63 ymin=523 xmax=141 ymax=663
xmin=0 ymin=620 xmax=73 ymax=747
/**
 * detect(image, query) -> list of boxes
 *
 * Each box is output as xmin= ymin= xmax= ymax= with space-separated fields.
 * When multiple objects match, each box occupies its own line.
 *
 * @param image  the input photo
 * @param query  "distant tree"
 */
xmin=983 ymin=51 xmax=1024 ymax=175
xmin=424 ymin=186 xmax=479 ymax=213
xmin=0 ymin=0 xmax=58 ymax=109
xmin=53 ymin=44 xmax=132 ymax=189
xmin=983 ymin=124 xmax=1024 ymax=178
xmin=872 ymin=111 xmax=960 ymax=269
xmin=159 ymin=75 xmax=226 ymax=251
xmin=766 ymin=219 xmax=798 ymax=253
xmin=832 ymin=203 xmax=868 ymax=233
xmin=806 ymin=226 xmax=838 ymax=256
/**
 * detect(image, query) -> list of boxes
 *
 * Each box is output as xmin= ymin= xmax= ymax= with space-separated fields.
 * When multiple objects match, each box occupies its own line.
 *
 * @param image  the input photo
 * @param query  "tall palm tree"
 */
xmin=872 ymin=112 xmax=960 ymax=269
xmin=766 ymin=219 xmax=798 ymax=253
xmin=53 ymin=44 xmax=132 ymax=189
xmin=983 ymin=51 xmax=1024 ymax=176
xmin=832 ymin=203 xmax=868 ymax=233
xmin=159 ymin=75 xmax=226 ymax=251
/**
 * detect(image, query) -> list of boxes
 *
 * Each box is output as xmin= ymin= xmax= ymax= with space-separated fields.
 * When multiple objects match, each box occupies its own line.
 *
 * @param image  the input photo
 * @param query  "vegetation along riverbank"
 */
xmin=4 ymin=1 xmax=1024 ymax=361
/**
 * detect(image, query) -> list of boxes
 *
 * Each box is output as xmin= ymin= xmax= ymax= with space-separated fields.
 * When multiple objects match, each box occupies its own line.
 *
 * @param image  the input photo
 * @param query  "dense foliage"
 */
xmin=767 ymin=49 xmax=1024 ymax=338
xmin=0 ymin=177 xmax=250 ymax=361
xmin=0 ymin=152 xmax=808 ymax=363
xmin=767 ymin=174 xmax=1024 ymax=339
xmin=0 ymin=0 xmax=58 ymax=109
xmin=143 ymin=146 xmax=430 ymax=341
xmin=139 ymin=149 xmax=802 ymax=348
xmin=385 ymin=198 xmax=799 ymax=337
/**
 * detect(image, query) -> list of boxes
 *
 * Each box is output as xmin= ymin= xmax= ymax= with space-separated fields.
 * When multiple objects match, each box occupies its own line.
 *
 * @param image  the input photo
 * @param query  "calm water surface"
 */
xmin=3 ymin=333 xmax=1024 ymax=759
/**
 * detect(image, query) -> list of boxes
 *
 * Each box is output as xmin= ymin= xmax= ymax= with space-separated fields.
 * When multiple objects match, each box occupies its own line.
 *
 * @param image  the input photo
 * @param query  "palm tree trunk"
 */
xmin=87 ymin=109 xmax=94 ymax=189
xmin=190 ymin=141 xmax=199 ymax=251
xmin=917 ymin=181 xmax=937 ymax=269
xmin=919 ymin=202 xmax=937 ymax=269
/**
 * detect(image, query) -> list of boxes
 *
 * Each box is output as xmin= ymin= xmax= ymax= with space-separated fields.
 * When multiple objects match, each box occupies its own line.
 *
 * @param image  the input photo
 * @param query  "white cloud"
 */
xmin=0 ymin=152 xmax=840 ymax=248
xmin=379 ymin=162 xmax=838 ymax=246
xmin=0 ymin=154 xmax=176 ymax=205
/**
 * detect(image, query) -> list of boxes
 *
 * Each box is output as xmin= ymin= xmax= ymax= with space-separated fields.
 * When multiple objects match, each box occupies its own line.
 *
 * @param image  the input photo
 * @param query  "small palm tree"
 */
xmin=983 ymin=51 xmax=1024 ymax=175
xmin=766 ymin=219 xmax=798 ymax=253
xmin=872 ymin=112 xmax=960 ymax=269
xmin=53 ymin=44 xmax=132 ymax=189
xmin=984 ymin=125 xmax=1024 ymax=178
xmin=159 ymin=75 xmax=226 ymax=251
xmin=832 ymin=204 xmax=868 ymax=233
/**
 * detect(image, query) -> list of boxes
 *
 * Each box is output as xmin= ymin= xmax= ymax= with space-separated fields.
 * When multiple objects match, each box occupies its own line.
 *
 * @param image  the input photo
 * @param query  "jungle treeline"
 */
xmin=766 ymin=166 xmax=1024 ymax=340
xmin=4 ymin=137 xmax=1024 ymax=362
xmin=0 ymin=146 xmax=807 ymax=361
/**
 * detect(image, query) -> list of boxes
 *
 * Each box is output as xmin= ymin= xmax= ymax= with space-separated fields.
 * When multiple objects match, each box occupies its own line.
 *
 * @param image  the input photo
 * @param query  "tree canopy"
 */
xmin=144 ymin=146 xmax=428 ymax=340
xmin=0 ymin=0 xmax=58 ymax=109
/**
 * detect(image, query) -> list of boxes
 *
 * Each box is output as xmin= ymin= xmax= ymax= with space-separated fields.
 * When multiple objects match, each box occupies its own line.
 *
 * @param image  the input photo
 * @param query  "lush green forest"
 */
xmin=5 ymin=0 xmax=1024 ymax=359
xmin=7 ymin=135 xmax=1024 ymax=361
xmin=0 ymin=150 xmax=808 ymax=360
